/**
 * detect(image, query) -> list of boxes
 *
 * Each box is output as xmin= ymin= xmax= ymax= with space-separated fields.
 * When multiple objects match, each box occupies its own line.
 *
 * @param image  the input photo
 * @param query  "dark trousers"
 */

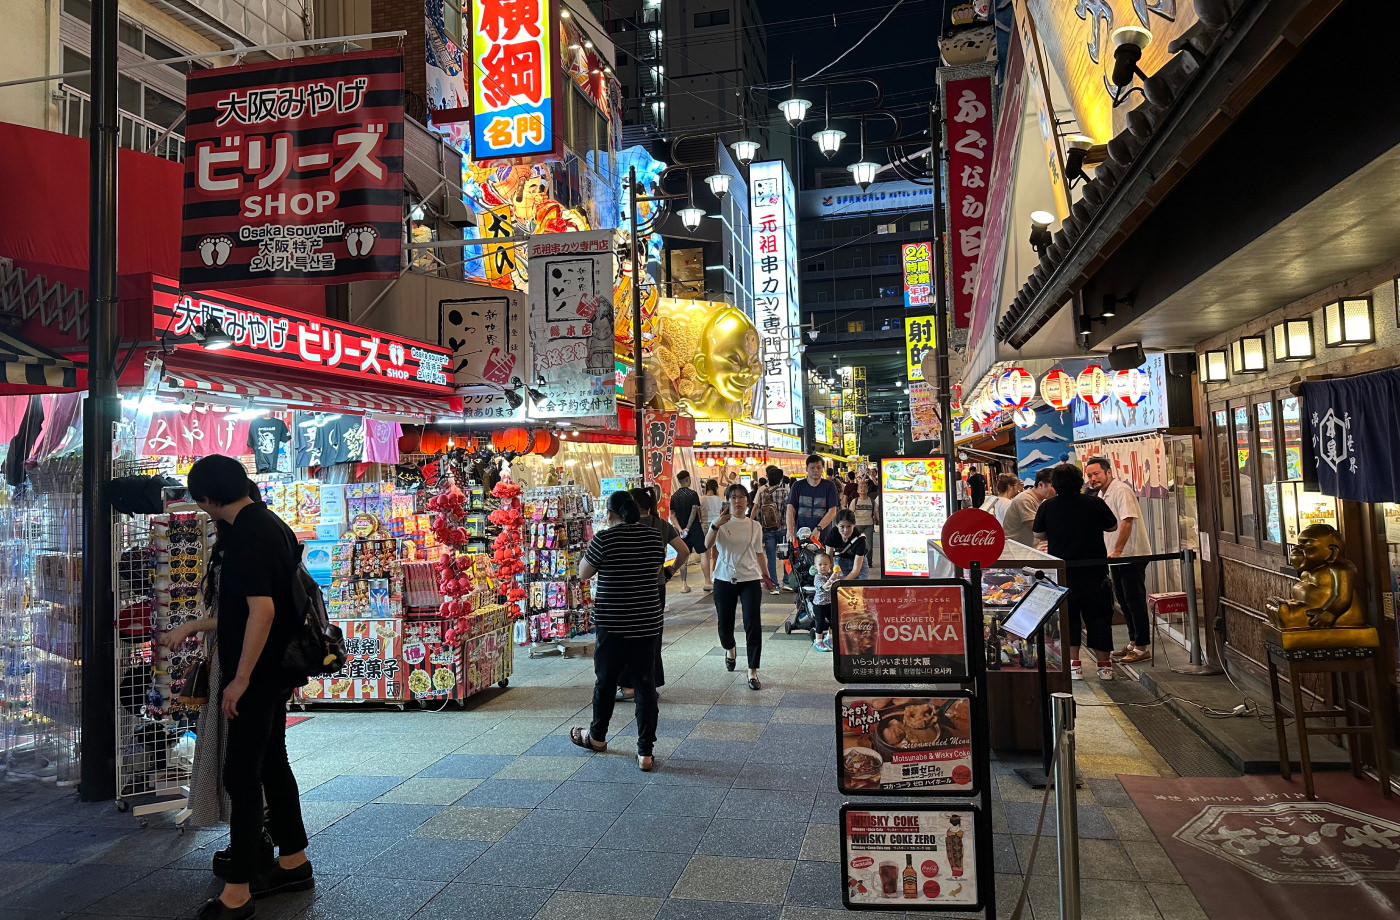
xmin=591 ymin=627 xmax=661 ymax=756
xmin=1111 ymin=559 xmax=1151 ymax=646
xmin=1066 ymin=568 xmax=1114 ymax=659
xmin=714 ymin=579 xmax=763 ymax=669
xmin=620 ymin=585 xmax=667 ymax=690
xmin=223 ymin=687 xmax=308 ymax=884
xmin=812 ymin=602 xmax=832 ymax=635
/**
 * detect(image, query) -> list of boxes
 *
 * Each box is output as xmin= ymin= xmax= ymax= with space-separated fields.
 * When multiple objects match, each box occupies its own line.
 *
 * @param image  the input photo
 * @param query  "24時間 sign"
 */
xmin=180 ymin=50 xmax=404 ymax=288
xmin=941 ymin=69 xmax=994 ymax=329
xmin=902 ymin=242 xmax=932 ymax=307
xmin=749 ymin=160 xmax=802 ymax=426
xmin=152 ymin=277 xmax=452 ymax=394
xmin=470 ymin=0 xmax=561 ymax=159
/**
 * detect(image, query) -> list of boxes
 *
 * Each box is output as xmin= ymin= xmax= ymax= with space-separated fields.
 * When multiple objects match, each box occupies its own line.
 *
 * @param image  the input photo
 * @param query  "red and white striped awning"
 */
xmin=162 ymin=370 xmax=449 ymax=419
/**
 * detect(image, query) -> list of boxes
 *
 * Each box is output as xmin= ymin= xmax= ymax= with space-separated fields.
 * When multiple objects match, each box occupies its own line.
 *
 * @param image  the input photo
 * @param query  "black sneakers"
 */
xmin=250 ymin=860 xmax=315 ymax=899
xmin=211 ymin=831 xmax=275 ymax=880
xmin=195 ymin=897 xmax=255 ymax=920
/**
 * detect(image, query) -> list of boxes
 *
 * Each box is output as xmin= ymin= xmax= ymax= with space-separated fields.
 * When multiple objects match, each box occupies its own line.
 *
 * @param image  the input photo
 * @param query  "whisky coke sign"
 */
xmin=940 ymin=509 xmax=1004 ymax=569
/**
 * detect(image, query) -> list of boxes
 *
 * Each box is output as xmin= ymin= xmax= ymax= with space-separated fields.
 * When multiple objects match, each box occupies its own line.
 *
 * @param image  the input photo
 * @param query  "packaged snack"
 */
xmin=295 ymin=481 xmax=321 ymax=526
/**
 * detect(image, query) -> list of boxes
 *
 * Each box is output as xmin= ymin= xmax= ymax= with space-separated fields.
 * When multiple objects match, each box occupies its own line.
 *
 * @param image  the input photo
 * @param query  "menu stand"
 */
xmin=997 ymin=571 xmax=1074 ymax=789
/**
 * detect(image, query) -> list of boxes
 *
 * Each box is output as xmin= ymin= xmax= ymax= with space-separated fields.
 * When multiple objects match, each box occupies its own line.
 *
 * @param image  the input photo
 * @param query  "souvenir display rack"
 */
xmin=521 ymin=485 xmax=595 ymax=659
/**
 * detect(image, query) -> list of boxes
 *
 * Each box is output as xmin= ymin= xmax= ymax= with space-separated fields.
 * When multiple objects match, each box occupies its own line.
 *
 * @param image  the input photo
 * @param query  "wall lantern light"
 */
xmin=1230 ymin=335 xmax=1266 ymax=373
xmin=1323 ymin=296 xmax=1374 ymax=346
xmin=1271 ymin=318 xmax=1314 ymax=361
xmin=1198 ymin=350 xmax=1229 ymax=383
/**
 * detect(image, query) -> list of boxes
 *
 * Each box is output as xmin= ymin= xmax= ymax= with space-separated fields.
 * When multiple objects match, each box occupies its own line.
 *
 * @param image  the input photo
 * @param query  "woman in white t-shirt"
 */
xmin=704 ymin=483 xmax=776 ymax=690
xmin=699 ymin=479 xmax=725 ymax=591
xmin=979 ymin=474 xmax=1021 ymax=524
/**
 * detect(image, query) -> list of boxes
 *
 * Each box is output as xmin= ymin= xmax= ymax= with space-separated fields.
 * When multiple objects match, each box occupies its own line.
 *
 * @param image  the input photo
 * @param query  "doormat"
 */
xmin=1121 ymin=773 xmax=1400 ymax=920
xmin=286 ymin=715 xmax=312 ymax=728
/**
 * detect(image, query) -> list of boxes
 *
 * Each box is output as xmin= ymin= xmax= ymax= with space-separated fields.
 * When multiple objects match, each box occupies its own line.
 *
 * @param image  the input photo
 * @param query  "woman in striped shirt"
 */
xmin=571 ymin=490 xmax=670 ymax=771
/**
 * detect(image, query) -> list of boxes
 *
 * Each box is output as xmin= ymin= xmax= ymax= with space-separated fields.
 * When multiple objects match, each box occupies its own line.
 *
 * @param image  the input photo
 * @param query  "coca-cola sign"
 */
xmin=940 ymin=509 xmax=1005 ymax=569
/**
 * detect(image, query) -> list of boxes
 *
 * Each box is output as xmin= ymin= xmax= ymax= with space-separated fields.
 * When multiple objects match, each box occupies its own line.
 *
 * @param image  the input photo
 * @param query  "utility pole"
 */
xmin=930 ymin=100 xmax=957 ymax=510
xmin=81 ymin=0 xmax=119 ymax=801
xmin=628 ymin=164 xmax=647 ymax=480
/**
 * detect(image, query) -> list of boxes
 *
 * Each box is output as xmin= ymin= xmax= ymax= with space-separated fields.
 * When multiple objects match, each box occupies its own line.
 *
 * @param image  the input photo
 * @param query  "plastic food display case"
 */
xmin=928 ymin=538 xmax=1070 ymax=752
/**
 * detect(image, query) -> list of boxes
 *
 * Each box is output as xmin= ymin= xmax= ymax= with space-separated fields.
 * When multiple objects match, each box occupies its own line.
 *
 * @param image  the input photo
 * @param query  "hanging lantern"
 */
xmin=998 ymin=367 xmax=1035 ymax=410
xmin=1077 ymin=364 xmax=1110 ymax=407
xmin=1112 ymin=368 xmax=1150 ymax=407
xmin=537 ymin=431 xmax=561 ymax=459
xmin=1040 ymin=369 xmax=1075 ymax=411
xmin=530 ymin=429 xmax=553 ymax=454
xmin=1013 ymin=406 xmax=1037 ymax=429
xmin=501 ymin=427 xmax=530 ymax=452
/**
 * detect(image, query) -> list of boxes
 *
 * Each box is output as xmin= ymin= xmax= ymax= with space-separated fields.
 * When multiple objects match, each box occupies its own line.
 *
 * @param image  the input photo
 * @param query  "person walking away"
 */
xmin=1087 ymin=458 xmax=1153 ymax=664
xmin=1004 ymin=469 xmax=1053 ymax=549
xmin=1032 ymin=463 xmax=1119 ymax=681
xmin=616 ymin=487 xmax=690 ymax=702
xmin=185 ymin=455 xmax=311 ymax=920
xmin=980 ymin=474 xmax=1020 ymax=524
xmin=787 ymin=454 xmax=841 ymax=549
xmin=809 ymin=551 xmax=842 ymax=651
xmin=752 ymin=466 xmax=790 ymax=594
xmin=847 ymin=481 xmax=880 ymax=577
xmin=668 ymin=471 xmax=705 ymax=593
xmin=699 ymin=479 xmax=725 ymax=591
xmin=707 ymin=484 xmax=775 ymax=689
xmin=573 ymin=490 xmax=667 ymax=771
xmin=824 ymin=510 xmax=870 ymax=583
xmin=842 ymin=471 xmax=859 ymax=507
xmin=967 ymin=466 xmax=988 ymax=511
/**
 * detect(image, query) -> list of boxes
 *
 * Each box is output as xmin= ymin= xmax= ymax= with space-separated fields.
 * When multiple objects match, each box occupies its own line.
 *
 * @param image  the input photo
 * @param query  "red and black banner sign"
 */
xmin=180 ymin=49 xmax=404 ymax=289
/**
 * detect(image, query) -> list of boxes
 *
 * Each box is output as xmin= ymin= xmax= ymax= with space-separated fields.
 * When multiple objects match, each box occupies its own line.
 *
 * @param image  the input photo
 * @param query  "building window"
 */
xmin=1233 ymin=405 xmax=1257 ymax=543
xmin=806 ymin=261 xmax=825 ymax=272
xmin=1213 ymin=408 xmax=1236 ymax=541
xmin=62 ymin=47 xmax=90 ymax=95
xmin=694 ymin=9 xmax=731 ymax=27
xmin=910 ymin=219 xmax=930 ymax=231
xmin=878 ymin=286 xmax=900 ymax=298
xmin=852 ymin=288 xmax=864 ymax=299
xmin=847 ymin=320 xmax=866 ymax=333
xmin=876 ymin=222 xmax=897 ymax=234
xmin=813 ymin=291 xmax=828 ymax=302
xmin=876 ymin=253 xmax=898 ymax=266
xmin=850 ymin=255 xmax=863 ymax=267
xmin=1256 ymin=400 xmax=1282 ymax=545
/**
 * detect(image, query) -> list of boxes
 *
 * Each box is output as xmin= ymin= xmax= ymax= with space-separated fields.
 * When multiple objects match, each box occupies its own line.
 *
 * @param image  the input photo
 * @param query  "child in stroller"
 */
xmin=779 ymin=527 xmax=828 ymax=639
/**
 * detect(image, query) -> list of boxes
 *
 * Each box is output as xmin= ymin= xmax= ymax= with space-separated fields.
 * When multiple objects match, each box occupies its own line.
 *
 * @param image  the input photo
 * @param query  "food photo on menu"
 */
xmin=838 ymin=692 xmax=974 ymax=794
xmin=842 ymin=807 xmax=977 ymax=908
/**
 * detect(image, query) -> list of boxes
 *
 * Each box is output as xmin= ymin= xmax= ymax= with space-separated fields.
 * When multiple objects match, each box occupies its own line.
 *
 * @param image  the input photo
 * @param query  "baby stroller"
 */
xmin=778 ymin=527 xmax=823 ymax=636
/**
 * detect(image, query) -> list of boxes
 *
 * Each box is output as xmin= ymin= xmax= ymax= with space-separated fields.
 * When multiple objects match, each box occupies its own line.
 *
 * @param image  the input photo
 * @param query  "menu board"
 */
xmin=300 ymin=618 xmax=404 ymax=702
xmin=881 ymin=458 xmax=949 ymax=576
xmin=837 ymin=691 xmax=974 ymax=795
xmin=841 ymin=805 xmax=980 ymax=910
xmin=833 ymin=583 xmax=968 ymax=682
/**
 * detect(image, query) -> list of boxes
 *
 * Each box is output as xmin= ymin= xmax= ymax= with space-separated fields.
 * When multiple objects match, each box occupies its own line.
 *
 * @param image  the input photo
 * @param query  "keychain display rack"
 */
xmin=522 ymin=486 xmax=594 ymax=659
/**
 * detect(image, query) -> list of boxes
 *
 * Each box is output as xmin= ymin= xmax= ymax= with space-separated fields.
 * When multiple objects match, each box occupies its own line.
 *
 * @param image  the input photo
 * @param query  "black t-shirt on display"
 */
xmin=217 ymin=502 xmax=302 ymax=691
xmin=1032 ymin=493 xmax=1118 ymax=573
xmin=316 ymin=415 xmax=365 ymax=465
xmin=246 ymin=417 xmax=290 ymax=473
xmin=669 ymin=486 xmax=701 ymax=531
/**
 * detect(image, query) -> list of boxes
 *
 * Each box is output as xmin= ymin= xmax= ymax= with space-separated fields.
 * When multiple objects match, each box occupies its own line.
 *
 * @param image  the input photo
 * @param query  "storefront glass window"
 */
xmin=1233 ymin=405 xmax=1256 ymax=540
xmin=1257 ymin=401 xmax=1281 ymax=544
xmin=1213 ymin=409 xmax=1235 ymax=538
xmin=1281 ymin=396 xmax=1303 ymax=481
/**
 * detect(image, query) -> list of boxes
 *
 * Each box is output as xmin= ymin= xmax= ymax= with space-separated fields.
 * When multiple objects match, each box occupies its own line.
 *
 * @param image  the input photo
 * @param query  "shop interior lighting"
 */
xmin=730 ymin=139 xmax=760 ymax=166
xmin=779 ymin=97 xmax=811 ymax=126
xmin=1064 ymin=135 xmax=1095 ymax=188
xmin=1230 ymin=335 xmax=1267 ymax=373
xmin=1028 ymin=211 xmax=1055 ymax=255
xmin=704 ymin=173 xmax=731 ymax=198
xmin=1323 ymin=296 xmax=1374 ymax=347
xmin=1271 ymin=318 xmax=1314 ymax=361
xmin=1198 ymin=350 xmax=1229 ymax=383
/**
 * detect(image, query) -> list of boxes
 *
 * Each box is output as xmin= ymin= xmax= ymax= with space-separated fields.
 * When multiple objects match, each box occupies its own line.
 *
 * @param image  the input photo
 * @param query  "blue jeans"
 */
xmin=762 ymin=529 xmax=781 ymax=584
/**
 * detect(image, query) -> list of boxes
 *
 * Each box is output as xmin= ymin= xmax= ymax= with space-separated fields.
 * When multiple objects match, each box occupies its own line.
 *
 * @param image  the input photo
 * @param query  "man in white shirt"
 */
xmin=1003 ymin=468 xmax=1053 ymax=548
xmin=1086 ymin=458 xmax=1152 ymax=663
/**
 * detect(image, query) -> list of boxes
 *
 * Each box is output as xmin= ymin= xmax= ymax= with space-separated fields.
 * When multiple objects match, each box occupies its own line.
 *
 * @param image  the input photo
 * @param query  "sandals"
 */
xmin=569 ymin=727 xmax=607 ymax=752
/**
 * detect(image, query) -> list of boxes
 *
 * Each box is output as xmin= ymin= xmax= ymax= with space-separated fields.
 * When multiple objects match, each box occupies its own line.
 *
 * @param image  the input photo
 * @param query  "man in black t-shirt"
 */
xmin=1033 ymin=463 xmax=1119 ymax=683
xmin=187 ymin=455 xmax=312 ymax=920
xmin=668 ymin=470 xmax=704 ymax=587
xmin=967 ymin=468 xmax=987 ymax=510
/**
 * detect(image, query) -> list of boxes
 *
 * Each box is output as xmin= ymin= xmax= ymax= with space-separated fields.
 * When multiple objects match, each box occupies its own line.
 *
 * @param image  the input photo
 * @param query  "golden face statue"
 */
xmin=695 ymin=306 xmax=762 ymax=402
xmin=1289 ymin=525 xmax=1342 ymax=574
xmin=1267 ymin=523 xmax=1374 ymax=645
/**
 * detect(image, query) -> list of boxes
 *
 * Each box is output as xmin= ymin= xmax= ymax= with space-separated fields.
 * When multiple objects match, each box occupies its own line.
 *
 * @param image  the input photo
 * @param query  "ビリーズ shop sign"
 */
xmin=180 ymin=49 xmax=404 ymax=289
xmin=152 ymin=277 xmax=451 ymax=393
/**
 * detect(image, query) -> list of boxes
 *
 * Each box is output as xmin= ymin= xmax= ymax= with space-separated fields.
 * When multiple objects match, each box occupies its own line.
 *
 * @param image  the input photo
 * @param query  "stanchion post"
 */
xmin=965 ymin=561 xmax=997 ymax=920
xmin=1052 ymin=691 xmax=1080 ymax=920
xmin=1171 ymin=548 xmax=1222 ymax=676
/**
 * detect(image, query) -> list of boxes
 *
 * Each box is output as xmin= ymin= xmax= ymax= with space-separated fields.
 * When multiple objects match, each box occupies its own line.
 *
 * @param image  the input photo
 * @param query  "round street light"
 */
xmin=813 ymin=128 xmax=845 ymax=159
xmin=704 ymin=173 xmax=731 ymax=198
xmin=730 ymin=139 xmax=760 ymax=166
xmin=677 ymin=206 xmax=706 ymax=231
xmin=778 ymin=97 xmax=811 ymax=126
xmin=848 ymin=160 xmax=880 ymax=191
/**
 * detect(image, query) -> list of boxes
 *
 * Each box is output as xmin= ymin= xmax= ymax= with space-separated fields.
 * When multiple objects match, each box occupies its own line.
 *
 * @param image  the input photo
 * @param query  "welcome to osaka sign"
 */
xmin=180 ymin=49 xmax=404 ymax=289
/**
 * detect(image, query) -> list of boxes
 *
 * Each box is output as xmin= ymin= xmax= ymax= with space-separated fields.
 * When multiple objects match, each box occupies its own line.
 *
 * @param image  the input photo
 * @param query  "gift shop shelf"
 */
xmin=521 ymin=486 xmax=595 ymax=659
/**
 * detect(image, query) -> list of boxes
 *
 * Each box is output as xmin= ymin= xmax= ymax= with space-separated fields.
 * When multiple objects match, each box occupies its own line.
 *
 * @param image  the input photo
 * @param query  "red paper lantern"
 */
xmin=500 ymin=427 xmax=530 ymax=452
xmin=1113 ymin=368 xmax=1150 ymax=407
xmin=997 ymin=367 xmax=1035 ymax=411
xmin=1040 ymin=369 xmax=1075 ymax=411
xmin=531 ymin=429 xmax=553 ymax=454
xmin=1077 ymin=365 xmax=1110 ymax=407
xmin=420 ymin=430 xmax=447 ymax=453
xmin=538 ymin=432 xmax=561 ymax=459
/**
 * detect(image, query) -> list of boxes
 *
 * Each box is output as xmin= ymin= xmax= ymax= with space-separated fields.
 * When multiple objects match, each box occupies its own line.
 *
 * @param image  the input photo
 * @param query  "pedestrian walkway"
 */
xmin=0 ymin=585 xmax=1200 ymax=920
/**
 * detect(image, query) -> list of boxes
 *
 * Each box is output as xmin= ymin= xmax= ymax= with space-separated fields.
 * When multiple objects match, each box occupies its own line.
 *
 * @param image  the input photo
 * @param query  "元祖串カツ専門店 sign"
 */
xmin=749 ymin=160 xmax=802 ymax=427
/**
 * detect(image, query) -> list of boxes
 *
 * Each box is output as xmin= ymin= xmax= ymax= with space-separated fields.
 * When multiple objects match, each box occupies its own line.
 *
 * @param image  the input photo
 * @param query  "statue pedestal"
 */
xmin=1265 ymin=635 xmax=1392 ymax=800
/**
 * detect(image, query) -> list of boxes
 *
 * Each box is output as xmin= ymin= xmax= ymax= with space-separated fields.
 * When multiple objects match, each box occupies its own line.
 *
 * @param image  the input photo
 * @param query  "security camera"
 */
xmin=1110 ymin=27 xmax=1152 ymax=89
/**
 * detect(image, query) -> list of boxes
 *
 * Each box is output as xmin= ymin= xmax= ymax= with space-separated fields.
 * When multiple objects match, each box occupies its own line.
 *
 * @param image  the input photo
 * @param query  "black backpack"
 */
xmin=280 ymin=541 xmax=346 ymax=685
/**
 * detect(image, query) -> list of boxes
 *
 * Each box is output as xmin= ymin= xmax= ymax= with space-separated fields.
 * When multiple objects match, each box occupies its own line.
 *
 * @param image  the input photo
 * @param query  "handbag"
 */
xmin=178 ymin=657 xmax=211 ymax=707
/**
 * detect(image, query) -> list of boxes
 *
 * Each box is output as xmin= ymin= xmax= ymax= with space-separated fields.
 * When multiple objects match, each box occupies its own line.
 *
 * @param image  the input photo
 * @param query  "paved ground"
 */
xmin=0 ymin=576 xmax=1205 ymax=920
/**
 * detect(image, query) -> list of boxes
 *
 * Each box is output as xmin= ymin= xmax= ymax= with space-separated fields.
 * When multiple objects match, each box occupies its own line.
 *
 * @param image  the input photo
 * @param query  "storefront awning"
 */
xmin=161 ymin=369 xmax=449 ymax=419
xmin=0 ymin=329 xmax=77 ymax=391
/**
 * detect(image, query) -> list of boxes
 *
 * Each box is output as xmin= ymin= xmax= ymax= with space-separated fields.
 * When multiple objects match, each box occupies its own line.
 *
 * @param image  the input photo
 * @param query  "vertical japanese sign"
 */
xmin=905 ymin=314 xmax=938 ymax=382
xmin=643 ymin=409 xmax=679 ymax=511
xmin=853 ymin=367 xmax=869 ymax=417
xmin=528 ymin=230 xmax=617 ymax=419
xmin=939 ymin=66 xmax=995 ymax=329
xmin=902 ymin=242 xmax=933 ymax=307
xmin=440 ymin=292 xmax=527 ymax=422
xmin=470 ymin=0 xmax=561 ymax=159
xmin=749 ymin=160 xmax=802 ymax=426
xmin=181 ymin=49 xmax=404 ymax=288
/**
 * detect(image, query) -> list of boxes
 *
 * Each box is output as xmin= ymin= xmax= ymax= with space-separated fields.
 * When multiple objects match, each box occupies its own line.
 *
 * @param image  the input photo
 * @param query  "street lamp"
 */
xmin=678 ymin=206 xmax=705 ymax=231
xmin=730 ymin=139 xmax=760 ymax=166
xmin=814 ymin=128 xmax=845 ymax=159
xmin=848 ymin=120 xmax=880 ymax=191
xmin=779 ymin=96 xmax=811 ymax=126
xmin=704 ymin=172 xmax=731 ymax=198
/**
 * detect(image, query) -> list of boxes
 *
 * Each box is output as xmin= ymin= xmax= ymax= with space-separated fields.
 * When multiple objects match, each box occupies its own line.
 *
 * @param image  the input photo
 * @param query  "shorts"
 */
xmin=683 ymin=529 xmax=707 ymax=554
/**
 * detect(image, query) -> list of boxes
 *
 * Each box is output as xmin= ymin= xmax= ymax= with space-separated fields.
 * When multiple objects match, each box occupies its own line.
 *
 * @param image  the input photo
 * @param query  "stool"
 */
xmin=1266 ymin=643 xmax=1392 ymax=801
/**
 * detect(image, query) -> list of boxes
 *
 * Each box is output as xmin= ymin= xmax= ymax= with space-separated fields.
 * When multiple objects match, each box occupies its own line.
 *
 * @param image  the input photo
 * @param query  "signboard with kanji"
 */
xmin=469 ymin=0 xmax=561 ymax=159
xmin=905 ymin=314 xmax=938 ymax=383
xmin=902 ymin=242 xmax=933 ymax=307
xmin=939 ymin=66 xmax=995 ymax=329
xmin=300 ymin=618 xmax=405 ymax=702
xmin=152 ymin=276 xmax=453 ymax=394
xmin=527 ymin=230 xmax=617 ymax=418
xmin=180 ymin=49 xmax=404 ymax=288
xmin=749 ymin=160 xmax=802 ymax=427
xmin=441 ymin=291 xmax=528 ymax=422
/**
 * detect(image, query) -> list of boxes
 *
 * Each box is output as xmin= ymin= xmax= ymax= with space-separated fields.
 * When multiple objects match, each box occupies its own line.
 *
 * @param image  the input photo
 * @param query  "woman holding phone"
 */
xmin=705 ymin=483 xmax=775 ymax=690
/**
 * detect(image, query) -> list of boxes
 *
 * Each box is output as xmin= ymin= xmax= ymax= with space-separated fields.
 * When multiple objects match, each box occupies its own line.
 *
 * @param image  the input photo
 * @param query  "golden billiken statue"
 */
xmin=676 ymin=305 xmax=763 ymax=420
xmin=1266 ymin=523 xmax=1377 ymax=649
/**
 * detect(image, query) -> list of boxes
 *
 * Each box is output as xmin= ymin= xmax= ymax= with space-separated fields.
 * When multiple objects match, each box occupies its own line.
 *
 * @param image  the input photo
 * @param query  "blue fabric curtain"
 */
xmin=1299 ymin=367 xmax=1400 ymax=502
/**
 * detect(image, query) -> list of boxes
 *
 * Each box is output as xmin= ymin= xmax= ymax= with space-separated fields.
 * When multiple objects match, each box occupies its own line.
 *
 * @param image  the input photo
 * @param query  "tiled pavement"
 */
xmin=0 ymin=579 xmax=1206 ymax=920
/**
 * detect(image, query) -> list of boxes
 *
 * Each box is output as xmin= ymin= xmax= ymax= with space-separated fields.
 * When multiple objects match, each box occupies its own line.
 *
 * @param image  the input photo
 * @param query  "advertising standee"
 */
xmin=837 ymin=691 xmax=975 ymax=795
xmin=842 ymin=805 xmax=980 ymax=909
xmin=832 ymin=583 xmax=968 ymax=683
xmin=881 ymin=458 xmax=949 ymax=577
